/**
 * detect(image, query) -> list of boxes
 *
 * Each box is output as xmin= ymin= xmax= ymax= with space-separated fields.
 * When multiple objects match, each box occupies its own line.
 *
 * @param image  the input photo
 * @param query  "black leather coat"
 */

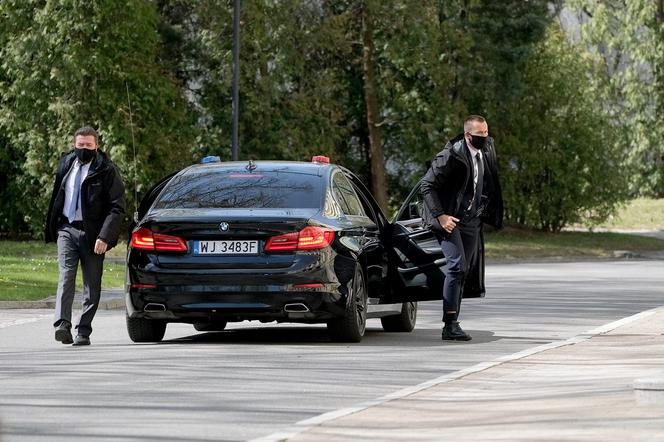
xmin=45 ymin=149 xmax=126 ymax=251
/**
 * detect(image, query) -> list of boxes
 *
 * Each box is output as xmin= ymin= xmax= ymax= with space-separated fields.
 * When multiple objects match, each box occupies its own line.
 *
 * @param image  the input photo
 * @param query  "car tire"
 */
xmin=327 ymin=266 xmax=367 ymax=343
xmin=380 ymin=302 xmax=417 ymax=332
xmin=126 ymin=315 xmax=167 ymax=343
xmin=193 ymin=321 xmax=227 ymax=332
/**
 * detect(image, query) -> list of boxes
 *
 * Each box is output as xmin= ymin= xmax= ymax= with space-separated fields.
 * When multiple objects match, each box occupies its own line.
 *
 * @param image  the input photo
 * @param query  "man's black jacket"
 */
xmin=419 ymin=134 xmax=504 ymax=299
xmin=420 ymin=134 xmax=504 ymax=233
xmin=45 ymin=149 xmax=126 ymax=251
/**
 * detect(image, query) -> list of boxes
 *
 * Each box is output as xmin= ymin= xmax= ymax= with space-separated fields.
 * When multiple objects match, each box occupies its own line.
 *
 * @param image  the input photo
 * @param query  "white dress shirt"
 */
xmin=467 ymin=143 xmax=482 ymax=211
xmin=62 ymin=160 xmax=91 ymax=222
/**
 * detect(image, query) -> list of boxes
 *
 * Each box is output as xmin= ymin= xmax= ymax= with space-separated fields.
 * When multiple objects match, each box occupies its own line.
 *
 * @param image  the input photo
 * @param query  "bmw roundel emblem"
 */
xmin=219 ymin=222 xmax=230 ymax=232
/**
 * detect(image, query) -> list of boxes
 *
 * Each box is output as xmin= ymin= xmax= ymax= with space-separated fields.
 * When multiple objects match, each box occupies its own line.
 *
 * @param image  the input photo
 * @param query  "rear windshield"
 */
xmin=152 ymin=169 xmax=323 ymax=209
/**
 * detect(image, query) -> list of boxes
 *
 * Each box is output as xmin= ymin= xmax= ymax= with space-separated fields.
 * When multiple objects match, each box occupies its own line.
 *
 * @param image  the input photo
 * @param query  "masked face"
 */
xmin=470 ymin=135 xmax=487 ymax=150
xmin=74 ymin=134 xmax=97 ymax=163
xmin=465 ymin=121 xmax=489 ymax=151
xmin=75 ymin=147 xmax=96 ymax=163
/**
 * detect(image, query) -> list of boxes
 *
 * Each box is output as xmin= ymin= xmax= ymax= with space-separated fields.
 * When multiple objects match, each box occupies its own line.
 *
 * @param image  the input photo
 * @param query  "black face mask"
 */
xmin=75 ymin=148 xmax=96 ymax=164
xmin=470 ymin=135 xmax=488 ymax=151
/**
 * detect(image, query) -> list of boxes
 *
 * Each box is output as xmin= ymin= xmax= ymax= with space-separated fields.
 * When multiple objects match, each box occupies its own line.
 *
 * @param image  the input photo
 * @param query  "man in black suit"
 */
xmin=45 ymin=126 xmax=125 ymax=346
xmin=421 ymin=115 xmax=504 ymax=341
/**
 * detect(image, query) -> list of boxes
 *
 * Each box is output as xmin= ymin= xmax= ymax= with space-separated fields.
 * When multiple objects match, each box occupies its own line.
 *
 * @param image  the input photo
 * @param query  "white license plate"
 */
xmin=194 ymin=240 xmax=259 ymax=255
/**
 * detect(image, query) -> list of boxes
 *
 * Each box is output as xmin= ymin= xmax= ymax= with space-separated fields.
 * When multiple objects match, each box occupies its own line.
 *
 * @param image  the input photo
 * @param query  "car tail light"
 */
xmin=130 ymin=283 xmax=157 ymax=289
xmin=297 ymin=226 xmax=335 ymax=250
xmin=264 ymin=226 xmax=334 ymax=253
xmin=264 ymin=231 xmax=299 ymax=252
xmin=131 ymin=227 xmax=188 ymax=252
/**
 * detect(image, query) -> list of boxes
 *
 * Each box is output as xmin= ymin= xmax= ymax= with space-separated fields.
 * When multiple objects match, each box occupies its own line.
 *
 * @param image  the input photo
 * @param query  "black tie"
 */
xmin=474 ymin=153 xmax=484 ymax=212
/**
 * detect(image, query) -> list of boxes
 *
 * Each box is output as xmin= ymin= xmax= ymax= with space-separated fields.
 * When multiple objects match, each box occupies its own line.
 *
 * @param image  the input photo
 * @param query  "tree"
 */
xmin=568 ymin=0 xmax=664 ymax=196
xmin=501 ymin=24 xmax=628 ymax=231
xmin=360 ymin=0 xmax=388 ymax=212
xmin=189 ymin=0 xmax=352 ymax=163
xmin=0 ymin=0 xmax=195 ymax=236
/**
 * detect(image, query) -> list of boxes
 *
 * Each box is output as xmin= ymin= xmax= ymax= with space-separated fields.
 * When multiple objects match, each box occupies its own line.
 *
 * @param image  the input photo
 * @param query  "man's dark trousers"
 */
xmin=54 ymin=224 xmax=104 ymax=337
xmin=437 ymin=216 xmax=481 ymax=322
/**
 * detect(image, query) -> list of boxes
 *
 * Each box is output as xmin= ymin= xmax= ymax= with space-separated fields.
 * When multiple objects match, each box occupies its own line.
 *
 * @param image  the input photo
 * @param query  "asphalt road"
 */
xmin=1 ymin=260 xmax=662 ymax=442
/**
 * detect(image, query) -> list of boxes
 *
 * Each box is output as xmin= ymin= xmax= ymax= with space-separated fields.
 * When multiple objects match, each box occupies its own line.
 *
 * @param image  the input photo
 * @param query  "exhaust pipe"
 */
xmin=144 ymin=303 xmax=166 ymax=312
xmin=284 ymin=303 xmax=310 ymax=313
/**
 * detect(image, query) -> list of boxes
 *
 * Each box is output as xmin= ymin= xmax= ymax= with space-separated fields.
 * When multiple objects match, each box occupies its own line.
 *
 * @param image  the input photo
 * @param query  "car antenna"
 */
xmin=246 ymin=159 xmax=257 ymax=172
xmin=125 ymin=81 xmax=138 ymax=217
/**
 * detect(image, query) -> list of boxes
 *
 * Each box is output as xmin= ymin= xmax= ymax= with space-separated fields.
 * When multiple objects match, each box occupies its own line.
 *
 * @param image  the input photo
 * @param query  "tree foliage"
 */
xmin=500 ymin=25 xmax=628 ymax=231
xmin=0 ymin=0 xmax=638 ymax=236
xmin=0 ymin=0 xmax=195 ymax=235
xmin=568 ymin=0 xmax=664 ymax=196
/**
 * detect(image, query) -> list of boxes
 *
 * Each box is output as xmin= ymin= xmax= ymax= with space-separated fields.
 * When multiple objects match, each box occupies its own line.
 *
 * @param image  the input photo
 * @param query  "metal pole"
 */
xmin=231 ymin=0 xmax=240 ymax=161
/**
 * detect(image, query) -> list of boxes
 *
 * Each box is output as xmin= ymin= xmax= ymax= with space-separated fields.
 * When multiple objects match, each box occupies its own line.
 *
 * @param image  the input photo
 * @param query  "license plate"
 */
xmin=194 ymin=240 xmax=259 ymax=255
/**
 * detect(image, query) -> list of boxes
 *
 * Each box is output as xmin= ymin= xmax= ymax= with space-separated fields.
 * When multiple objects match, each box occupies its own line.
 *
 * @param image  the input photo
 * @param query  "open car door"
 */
xmin=384 ymin=183 xmax=446 ymax=302
xmin=127 ymin=172 xmax=178 ymax=236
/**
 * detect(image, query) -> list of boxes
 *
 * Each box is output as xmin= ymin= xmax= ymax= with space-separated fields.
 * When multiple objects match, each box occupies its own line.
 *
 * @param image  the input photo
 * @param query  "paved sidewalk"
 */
xmin=260 ymin=308 xmax=664 ymax=442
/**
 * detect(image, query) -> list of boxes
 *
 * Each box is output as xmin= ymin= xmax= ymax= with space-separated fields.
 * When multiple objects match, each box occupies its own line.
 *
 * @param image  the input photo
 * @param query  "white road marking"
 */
xmin=0 ymin=314 xmax=50 ymax=329
xmin=248 ymin=306 xmax=664 ymax=442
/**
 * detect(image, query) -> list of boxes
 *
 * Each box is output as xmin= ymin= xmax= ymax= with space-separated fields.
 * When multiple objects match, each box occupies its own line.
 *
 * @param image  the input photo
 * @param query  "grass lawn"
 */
xmin=485 ymin=227 xmax=664 ymax=261
xmin=3 ymin=228 xmax=664 ymax=301
xmin=578 ymin=198 xmax=664 ymax=230
xmin=2 ymin=198 xmax=664 ymax=302
xmin=0 ymin=241 xmax=127 ymax=302
xmin=488 ymin=198 xmax=664 ymax=260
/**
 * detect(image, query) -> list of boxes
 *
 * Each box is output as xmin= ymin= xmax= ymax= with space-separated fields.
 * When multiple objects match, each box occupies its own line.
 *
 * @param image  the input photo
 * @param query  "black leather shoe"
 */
xmin=442 ymin=322 xmax=472 ymax=341
xmin=72 ymin=335 xmax=90 ymax=346
xmin=55 ymin=323 xmax=73 ymax=344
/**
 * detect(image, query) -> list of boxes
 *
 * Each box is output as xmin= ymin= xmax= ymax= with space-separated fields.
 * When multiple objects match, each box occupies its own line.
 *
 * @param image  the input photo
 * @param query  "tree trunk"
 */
xmin=361 ymin=1 xmax=388 ymax=213
xmin=656 ymin=0 xmax=664 ymax=195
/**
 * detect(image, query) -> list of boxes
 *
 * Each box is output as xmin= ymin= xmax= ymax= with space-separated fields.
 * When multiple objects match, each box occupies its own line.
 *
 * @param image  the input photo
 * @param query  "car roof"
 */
xmin=181 ymin=160 xmax=334 ymax=177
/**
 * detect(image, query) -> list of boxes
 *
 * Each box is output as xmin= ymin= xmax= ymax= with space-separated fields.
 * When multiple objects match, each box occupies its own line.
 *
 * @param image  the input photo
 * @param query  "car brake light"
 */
xmin=130 ymin=283 xmax=157 ymax=289
xmin=131 ymin=227 xmax=188 ymax=252
xmin=264 ymin=231 xmax=299 ymax=252
xmin=297 ymin=226 xmax=335 ymax=249
xmin=264 ymin=226 xmax=334 ymax=253
xmin=311 ymin=155 xmax=330 ymax=164
xmin=131 ymin=227 xmax=155 ymax=249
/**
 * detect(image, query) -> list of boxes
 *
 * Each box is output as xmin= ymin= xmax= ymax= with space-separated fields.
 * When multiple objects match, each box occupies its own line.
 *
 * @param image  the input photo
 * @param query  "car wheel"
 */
xmin=193 ymin=321 xmax=227 ymax=332
xmin=126 ymin=315 xmax=167 ymax=343
xmin=327 ymin=266 xmax=367 ymax=343
xmin=380 ymin=302 xmax=417 ymax=332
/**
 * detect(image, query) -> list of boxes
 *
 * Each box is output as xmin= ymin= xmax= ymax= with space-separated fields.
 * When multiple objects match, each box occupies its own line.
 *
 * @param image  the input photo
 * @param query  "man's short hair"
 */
xmin=464 ymin=115 xmax=486 ymax=133
xmin=74 ymin=126 xmax=99 ymax=144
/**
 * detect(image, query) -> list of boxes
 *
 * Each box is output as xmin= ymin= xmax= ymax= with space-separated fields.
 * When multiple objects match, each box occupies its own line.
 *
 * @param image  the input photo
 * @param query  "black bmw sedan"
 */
xmin=126 ymin=156 xmax=472 ymax=343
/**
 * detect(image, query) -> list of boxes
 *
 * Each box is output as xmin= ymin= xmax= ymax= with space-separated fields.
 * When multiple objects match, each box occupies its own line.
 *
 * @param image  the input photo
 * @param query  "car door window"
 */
xmin=395 ymin=185 xmax=423 ymax=222
xmin=351 ymin=182 xmax=378 ymax=224
xmin=392 ymin=183 xmax=427 ymax=233
xmin=332 ymin=172 xmax=366 ymax=217
xmin=397 ymin=192 xmax=424 ymax=221
xmin=343 ymin=170 xmax=388 ymax=229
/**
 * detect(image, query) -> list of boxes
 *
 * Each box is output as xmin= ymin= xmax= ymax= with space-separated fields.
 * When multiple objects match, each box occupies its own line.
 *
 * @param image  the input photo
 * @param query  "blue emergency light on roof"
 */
xmin=311 ymin=155 xmax=330 ymax=164
xmin=201 ymin=155 xmax=221 ymax=164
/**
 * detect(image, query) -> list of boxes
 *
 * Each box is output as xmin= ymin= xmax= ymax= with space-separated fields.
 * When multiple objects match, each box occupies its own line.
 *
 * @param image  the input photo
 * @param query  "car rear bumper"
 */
xmin=125 ymin=284 xmax=347 ymax=322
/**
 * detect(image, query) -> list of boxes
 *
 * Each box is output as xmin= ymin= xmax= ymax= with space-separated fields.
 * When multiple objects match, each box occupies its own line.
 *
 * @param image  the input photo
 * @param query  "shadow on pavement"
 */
xmin=144 ymin=326 xmax=503 ymax=347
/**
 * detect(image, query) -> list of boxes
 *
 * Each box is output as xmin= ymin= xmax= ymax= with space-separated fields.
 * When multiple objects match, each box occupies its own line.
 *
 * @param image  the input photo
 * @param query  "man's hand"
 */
xmin=437 ymin=214 xmax=459 ymax=233
xmin=94 ymin=239 xmax=108 ymax=255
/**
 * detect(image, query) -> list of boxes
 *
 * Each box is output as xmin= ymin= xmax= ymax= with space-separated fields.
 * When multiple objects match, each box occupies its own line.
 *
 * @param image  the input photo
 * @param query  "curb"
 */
xmin=0 ymin=290 xmax=125 ymax=310
xmin=248 ymin=306 xmax=664 ymax=442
